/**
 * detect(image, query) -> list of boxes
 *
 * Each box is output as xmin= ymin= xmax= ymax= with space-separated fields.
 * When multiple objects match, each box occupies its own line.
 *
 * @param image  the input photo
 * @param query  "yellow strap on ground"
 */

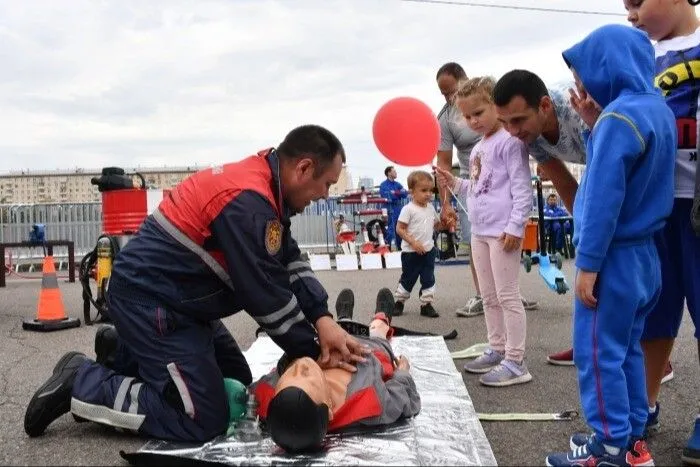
xmin=477 ymin=410 xmax=579 ymax=421
xmin=450 ymin=343 xmax=489 ymax=359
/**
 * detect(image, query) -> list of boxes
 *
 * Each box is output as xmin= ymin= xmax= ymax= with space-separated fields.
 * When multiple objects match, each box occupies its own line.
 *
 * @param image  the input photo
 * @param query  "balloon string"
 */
xmin=444 ymin=183 xmax=469 ymax=215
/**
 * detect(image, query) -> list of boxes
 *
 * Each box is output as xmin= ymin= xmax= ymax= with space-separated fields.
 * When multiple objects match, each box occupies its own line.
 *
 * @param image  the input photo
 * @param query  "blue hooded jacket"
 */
xmin=562 ymin=24 xmax=676 ymax=272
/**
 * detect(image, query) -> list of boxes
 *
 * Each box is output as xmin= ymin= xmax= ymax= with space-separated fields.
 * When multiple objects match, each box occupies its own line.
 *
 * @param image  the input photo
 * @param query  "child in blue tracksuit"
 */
xmin=379 ymin=166 xmax=408 ymax=251
xmin=545 ymin=25 xmax=676 ymax=467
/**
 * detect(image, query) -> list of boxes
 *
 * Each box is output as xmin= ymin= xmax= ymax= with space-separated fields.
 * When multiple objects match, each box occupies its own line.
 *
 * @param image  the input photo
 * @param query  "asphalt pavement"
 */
xmin=0 ymin=259 xmax=697 ymax=466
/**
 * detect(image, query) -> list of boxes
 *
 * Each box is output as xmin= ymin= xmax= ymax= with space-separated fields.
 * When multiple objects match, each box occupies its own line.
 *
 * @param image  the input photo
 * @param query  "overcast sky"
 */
xmin=0 ymin=0 xmax=660 ymax=185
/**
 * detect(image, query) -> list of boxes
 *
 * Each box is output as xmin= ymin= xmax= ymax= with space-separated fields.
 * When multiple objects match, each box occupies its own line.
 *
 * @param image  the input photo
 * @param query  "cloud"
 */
xmin=0 ymin=0 xmax=636 ymax=187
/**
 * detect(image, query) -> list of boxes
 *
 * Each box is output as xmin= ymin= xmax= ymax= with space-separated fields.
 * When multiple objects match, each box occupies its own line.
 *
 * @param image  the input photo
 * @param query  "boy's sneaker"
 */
xmin=479 ymin=359 xmax=532 ymax=387
xmin=569 ymin=434 xmax=655 ymax=466
xmin=660 ymin=361 xmax=674 ymax=385
xmin=24 ymin=351 xmax=90 ymax=437
xmin=420 ymin=303 xmax=439 ymax=318
xmin=645 ymin=402 xmax=660 ymax=437
xmin=463 ymin=348 xmax=504 ymax=374
xmin=335 ymin=288 xmax=354 ymax=321
xmin=628 ymin=439 xmax=655 ymax=467
xmin=547 ymin=348 xmax=575 ymax=366
xmin=393 ymin=301 xmax=404 ymax=316
xmin=681 ymin=416 xmax=700 ymax=466
xmin=546 ymin=436 xmax=635 ymax=467
xmin=456 ymin=296 xmax=483 ymax=317
xmin=569 ymin=432 xmax=591 ymax=450
xmin=375 ymin=288 xmax=395 ymax=317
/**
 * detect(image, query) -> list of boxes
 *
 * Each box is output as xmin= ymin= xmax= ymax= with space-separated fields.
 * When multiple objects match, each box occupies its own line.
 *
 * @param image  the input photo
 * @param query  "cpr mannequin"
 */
xmin=251 ymin=311 xmax=421 ymax=453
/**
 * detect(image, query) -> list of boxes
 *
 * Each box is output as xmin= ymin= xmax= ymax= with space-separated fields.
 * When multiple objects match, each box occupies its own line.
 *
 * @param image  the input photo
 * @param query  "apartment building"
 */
xmin=0 ymin=159 xmax=581 ymax=205
xmin=0 ymin=166 xmax=203 ymax=204
xmin=357 ymin=176 xmax=374 ymax=191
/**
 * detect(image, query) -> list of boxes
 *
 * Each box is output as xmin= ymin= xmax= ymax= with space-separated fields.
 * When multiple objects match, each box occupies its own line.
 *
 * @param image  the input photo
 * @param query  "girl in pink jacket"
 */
xmin=436 ymin=76 xmax=533 ymax=387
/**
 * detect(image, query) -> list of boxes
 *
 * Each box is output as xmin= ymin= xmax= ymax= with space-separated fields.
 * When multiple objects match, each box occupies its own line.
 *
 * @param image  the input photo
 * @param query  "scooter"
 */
xmin=522 ymin=176 xmax=570 ymax=295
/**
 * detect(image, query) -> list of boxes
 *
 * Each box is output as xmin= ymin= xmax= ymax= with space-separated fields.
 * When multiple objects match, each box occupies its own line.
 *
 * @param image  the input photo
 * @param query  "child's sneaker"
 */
xmin=546 ymin=436 xmax=631 ymax=467
xmin=681 ymin=415 xmax=700 ymax=466
xmin=463 ymin=348 xmax=504 ymax=374
xmin=628 ymin=439 xmax=655 ymax=467
xmin=420 ymin=303 xmax=439 ymax=318
xmin=568 ymin=432 xmax=591 ymax=450
xmin=335 ymin=288 xmax=354 ymax=321
xmin=479 ymin=359 xmax=532 ymax=387
xmin=393 ymin=301 xmax=404 ymax=316
xmin=569 ymin=434 xmax=655 ymax=467
xmin=644 ymin=402 xmax=660 ymax=437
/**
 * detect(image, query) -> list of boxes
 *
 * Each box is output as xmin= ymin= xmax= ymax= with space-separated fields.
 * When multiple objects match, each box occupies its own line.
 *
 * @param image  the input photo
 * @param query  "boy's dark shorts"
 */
xmin=642 ymin=198 xmax=700 ymax=340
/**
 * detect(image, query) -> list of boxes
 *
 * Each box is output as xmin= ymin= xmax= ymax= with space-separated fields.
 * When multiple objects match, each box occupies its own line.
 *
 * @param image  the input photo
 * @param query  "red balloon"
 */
xmin=372 ymin=97 xmax=441 ymax=167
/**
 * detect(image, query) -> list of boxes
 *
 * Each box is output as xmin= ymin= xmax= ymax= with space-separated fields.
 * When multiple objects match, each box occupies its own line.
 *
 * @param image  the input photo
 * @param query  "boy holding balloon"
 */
xmin=435 ymin=76 xmax=533 ymax=387
xmin=372 ymin=96 xmax=448 ymax=319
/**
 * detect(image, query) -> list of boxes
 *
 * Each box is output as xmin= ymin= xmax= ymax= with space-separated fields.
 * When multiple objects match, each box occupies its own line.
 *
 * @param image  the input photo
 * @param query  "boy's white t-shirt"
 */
xmin=397 ymin=202 xmax=439 ymax=252
xmin=654 ymin=26 xmax=700 ymax=199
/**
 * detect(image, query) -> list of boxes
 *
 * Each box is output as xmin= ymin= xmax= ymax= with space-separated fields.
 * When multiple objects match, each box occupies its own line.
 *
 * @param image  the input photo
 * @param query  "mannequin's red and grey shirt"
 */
xmin=252 ymin=336 xmax=421 ymax=430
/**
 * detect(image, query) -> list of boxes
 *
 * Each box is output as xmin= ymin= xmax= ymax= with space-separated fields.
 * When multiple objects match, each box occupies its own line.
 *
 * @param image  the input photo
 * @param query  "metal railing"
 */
xmin=0 ymin=191 xmax=556 ymax=268
xmin=1 ymin=203 xmax=102 ymax=269
xmin=0 ymin=200 xmax=385 ymax=267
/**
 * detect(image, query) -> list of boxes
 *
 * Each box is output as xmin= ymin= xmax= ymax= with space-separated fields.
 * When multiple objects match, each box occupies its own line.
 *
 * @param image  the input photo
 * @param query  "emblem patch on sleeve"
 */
xmin=265 ymin=219 xmax=283 ymax=255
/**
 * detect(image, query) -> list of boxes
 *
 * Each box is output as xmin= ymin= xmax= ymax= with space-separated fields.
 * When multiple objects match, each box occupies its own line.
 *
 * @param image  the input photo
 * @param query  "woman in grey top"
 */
xmin=434 ymin=62 xmax=538 ymax=316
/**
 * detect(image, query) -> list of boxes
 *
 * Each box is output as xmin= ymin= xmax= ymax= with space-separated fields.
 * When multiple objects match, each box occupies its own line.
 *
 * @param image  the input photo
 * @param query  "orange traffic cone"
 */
xmin=22 ymin=256 xmax=81 ymax=332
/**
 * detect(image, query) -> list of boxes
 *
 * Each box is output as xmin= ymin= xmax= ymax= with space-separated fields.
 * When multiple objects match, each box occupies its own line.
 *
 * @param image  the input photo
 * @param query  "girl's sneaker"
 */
xmin=463 ymin=348 xmax=504 ymax=374
xmin=479 ymin=359 xmax=532 ymax=387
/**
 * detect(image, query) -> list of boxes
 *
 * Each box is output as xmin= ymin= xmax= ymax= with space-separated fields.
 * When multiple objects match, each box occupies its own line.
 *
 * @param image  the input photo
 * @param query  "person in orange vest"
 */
xmin=24 ymin=125 xmax=370 ymax=443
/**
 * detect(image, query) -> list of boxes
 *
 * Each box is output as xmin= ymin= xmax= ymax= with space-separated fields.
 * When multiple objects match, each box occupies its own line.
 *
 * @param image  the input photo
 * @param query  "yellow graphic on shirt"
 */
xmin=655 ymin=60 xmax=700 ymax=95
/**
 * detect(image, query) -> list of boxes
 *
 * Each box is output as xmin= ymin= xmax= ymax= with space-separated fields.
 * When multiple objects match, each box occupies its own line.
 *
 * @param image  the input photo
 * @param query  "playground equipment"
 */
xmin=334 ymin=187 xmax=391 ymax=256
